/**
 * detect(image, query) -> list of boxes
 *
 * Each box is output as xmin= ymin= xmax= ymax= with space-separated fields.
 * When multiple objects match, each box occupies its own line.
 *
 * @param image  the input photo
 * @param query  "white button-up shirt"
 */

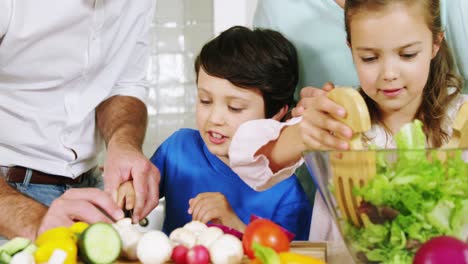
xmin=0 ymin=0 xmax=154 ymax=178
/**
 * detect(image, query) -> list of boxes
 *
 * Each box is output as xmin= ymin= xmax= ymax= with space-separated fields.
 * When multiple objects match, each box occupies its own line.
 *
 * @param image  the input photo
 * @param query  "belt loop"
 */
xmin=0 ymin=166 xmax=9 ymax=178
xmin=23 ymin=168 xmax=33 ymax=186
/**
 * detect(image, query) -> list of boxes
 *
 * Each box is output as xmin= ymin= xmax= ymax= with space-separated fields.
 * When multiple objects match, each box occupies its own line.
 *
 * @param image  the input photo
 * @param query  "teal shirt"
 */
xmin=442 ymin=0 xmax=468 ymax=93
xmin=254 ymin=0 xmax=468 ymax=97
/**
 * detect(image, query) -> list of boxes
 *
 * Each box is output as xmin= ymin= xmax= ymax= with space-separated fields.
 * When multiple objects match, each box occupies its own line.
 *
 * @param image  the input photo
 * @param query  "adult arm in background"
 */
xmin=97 ymin=2 xmax=159 ymax=224
xmin=444 ymin=0 xmax=468 ymax=93
xmin=0 ymin=178 xmax=122 ymax=239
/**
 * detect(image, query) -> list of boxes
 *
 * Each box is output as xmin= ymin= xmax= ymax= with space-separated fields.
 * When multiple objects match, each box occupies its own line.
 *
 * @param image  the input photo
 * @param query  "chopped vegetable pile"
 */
xmin=343 ymin=120 xmax=468 ymax=263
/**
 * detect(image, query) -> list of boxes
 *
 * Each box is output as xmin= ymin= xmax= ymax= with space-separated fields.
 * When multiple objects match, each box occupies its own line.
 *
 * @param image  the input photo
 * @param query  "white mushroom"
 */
xmin=137 ymin=231 xmax=173 ymax=264
xmin=169 ymin=228 xmax=197 ymax=248
xmin=183 ymin=221 xmax=207 ymax=237
xmin=47 ymin=249 xmax=67 ymax=264
xmin=10 ymin=251 xmax=35 ymax=264
xmin=112 ymin=218 xmax=144 ymax=260
xmin=209 ymin=234 xmax=244 ymax=264
xmin=197 ymin=227 xmax=223 ymax=248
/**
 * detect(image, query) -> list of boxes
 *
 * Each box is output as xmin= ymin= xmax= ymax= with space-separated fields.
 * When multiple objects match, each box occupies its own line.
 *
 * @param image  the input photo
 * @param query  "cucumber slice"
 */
xmin=22 ymin=244 xmax=38 ymax=255
xmin=0 ymin=237 xmax=31 ymax=255
xmin=78 ymin=222 xmax=122 ymax=264
xmin=0 ymin=251 xmax=12 ymax=264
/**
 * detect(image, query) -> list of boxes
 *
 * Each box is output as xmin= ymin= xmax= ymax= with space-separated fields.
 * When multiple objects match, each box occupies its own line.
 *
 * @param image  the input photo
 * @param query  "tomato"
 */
xmin=243 ymin=219 xmax=290 ymax=259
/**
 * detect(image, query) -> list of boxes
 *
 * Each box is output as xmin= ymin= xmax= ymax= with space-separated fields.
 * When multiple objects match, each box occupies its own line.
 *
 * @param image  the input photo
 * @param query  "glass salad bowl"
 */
xmin=303 ymin=148 xmax=468 ymax=264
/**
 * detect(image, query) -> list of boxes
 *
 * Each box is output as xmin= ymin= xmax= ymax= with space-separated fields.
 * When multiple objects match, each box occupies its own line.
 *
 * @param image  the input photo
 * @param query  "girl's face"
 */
xmin=349 ymin=2 xmax=441 ymax=117
xmin=196 ymin=68 xmax=266 ymax=163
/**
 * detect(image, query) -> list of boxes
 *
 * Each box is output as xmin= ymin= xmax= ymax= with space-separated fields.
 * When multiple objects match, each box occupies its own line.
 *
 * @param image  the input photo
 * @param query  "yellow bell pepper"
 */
xmin=69 ymin=222 xmax=89 ymax=235
xmin=36 ymin=226 xmax=76 ymax=245
xmin=279 ymin=252 xmax=326 ymax=264
xmin=252 ymin=242 xmax=326 ymax=264
xmin=69 ymin=221 xmax=89 ymax=240
xmin=34 ymin=238 xmax=77 ymax=264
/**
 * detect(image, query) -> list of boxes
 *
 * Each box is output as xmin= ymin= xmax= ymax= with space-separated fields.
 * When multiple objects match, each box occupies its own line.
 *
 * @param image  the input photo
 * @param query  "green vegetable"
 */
xmin=0 ymin=237 xmax=32 ymax=264
xmin=345 ymin=120 xmax=468 ymax=264
xmin=252 ymin=242 xmax=281 ymax=264
xmin=78 ymin=222 xmax=122 ymax=264
xmin=0 ymin=237 xmax=31 ymax=255
xmin=21 ymin=244 xmax=37 ymax=255
xmin=0 ymin=251 xmax=12 ymax=264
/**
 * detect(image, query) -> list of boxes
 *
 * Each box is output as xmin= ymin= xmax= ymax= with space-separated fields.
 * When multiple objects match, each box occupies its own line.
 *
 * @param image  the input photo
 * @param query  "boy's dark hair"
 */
xmin=195 ymin=26 xmax=298 ymax=118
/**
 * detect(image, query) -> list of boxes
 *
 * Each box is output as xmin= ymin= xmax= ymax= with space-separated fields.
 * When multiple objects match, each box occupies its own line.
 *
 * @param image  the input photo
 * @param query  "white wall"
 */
xmin=213 ymin=0 xmax=258 ymax=35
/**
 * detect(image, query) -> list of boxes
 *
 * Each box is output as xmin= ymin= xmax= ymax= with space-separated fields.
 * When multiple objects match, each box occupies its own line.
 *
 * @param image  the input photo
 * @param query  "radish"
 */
xmin=186 ymin=245 xmax=210 ymax=264
xmin=413 ymin=236 xmax=468 ymax=264
xmin=172 ymin=245 xmax=189 ymax=264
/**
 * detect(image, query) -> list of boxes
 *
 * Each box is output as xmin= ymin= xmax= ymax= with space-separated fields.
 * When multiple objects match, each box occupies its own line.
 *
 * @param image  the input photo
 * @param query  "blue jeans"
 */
xmin=7 ymin=169 xmax=104 ymax=206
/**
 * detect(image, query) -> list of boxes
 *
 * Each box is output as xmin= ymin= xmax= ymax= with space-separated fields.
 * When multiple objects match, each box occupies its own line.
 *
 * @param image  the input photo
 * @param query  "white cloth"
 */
xmin=229 ymin=117 xmax=303 ymax=191
xmin=230 ymin=94 xmax=467 ymax=242
xmin=0 ymin=0 xmax=154 ymax=177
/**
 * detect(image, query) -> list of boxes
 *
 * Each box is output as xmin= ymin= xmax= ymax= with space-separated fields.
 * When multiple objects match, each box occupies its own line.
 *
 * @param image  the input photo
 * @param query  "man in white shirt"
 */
xmin=0 ymin=1 xmax=160 ymax=239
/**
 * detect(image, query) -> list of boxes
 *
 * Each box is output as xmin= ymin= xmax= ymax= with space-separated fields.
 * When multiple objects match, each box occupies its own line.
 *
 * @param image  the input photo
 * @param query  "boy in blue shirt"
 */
xmin=150 ymin=26 xmax=311 ymax=239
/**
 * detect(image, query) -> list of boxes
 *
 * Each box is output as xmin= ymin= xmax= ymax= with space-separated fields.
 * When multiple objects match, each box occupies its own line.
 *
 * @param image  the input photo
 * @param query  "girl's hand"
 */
xmin=188 ymin=192 xmax=246 ymax=232
xmin=291 ymin=82 xmax=335 ymax=117
xmin=300 ymin=92 xmax=353 ymax=150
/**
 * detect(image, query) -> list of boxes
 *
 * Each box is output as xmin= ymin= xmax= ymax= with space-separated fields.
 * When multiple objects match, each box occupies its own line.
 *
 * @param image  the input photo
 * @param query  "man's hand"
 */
xmin=96 ymin=95 xmax=160 ymax=224
xmin=188 ymin=192 xmax=246 ymax=232
xmin=103 ymin=141 xmax=160 ymax=224
xmin=38 ymin=188 xmax=124 ymax=236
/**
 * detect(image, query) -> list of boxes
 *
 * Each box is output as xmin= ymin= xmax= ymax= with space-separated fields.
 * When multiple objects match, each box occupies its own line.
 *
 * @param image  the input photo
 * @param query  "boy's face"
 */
xmin=196 ymin=68 xmax=266 ymax=163
xmin=349 ymin=2 xmax=440 ymax=117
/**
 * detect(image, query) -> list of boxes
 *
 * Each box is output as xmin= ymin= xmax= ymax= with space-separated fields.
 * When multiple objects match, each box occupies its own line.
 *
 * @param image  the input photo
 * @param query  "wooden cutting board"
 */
xmin=115 ymin=241 xmax=327 ymax=263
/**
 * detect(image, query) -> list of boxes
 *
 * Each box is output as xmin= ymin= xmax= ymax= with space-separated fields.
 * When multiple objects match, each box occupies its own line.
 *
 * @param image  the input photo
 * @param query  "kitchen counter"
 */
xmin=0 ymin=240 xmax=355 ymax=263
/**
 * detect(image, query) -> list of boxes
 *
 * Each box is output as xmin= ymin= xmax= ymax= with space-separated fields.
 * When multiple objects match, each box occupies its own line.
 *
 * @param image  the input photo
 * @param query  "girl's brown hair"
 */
xmin=345 ymin=0 xmax=462 ymax=147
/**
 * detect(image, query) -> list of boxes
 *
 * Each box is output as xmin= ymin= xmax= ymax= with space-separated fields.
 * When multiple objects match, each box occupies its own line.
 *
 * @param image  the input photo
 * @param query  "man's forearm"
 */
xmin=0 ymin=178 xmax=47 ymax=239
xmin=96 ymin=96 xmax=148 ymax=149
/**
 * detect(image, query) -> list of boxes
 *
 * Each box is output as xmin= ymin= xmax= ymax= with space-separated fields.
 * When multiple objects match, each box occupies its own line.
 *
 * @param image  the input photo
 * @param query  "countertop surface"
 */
xmin=0 ymin=240 xmax=354 ymax=263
